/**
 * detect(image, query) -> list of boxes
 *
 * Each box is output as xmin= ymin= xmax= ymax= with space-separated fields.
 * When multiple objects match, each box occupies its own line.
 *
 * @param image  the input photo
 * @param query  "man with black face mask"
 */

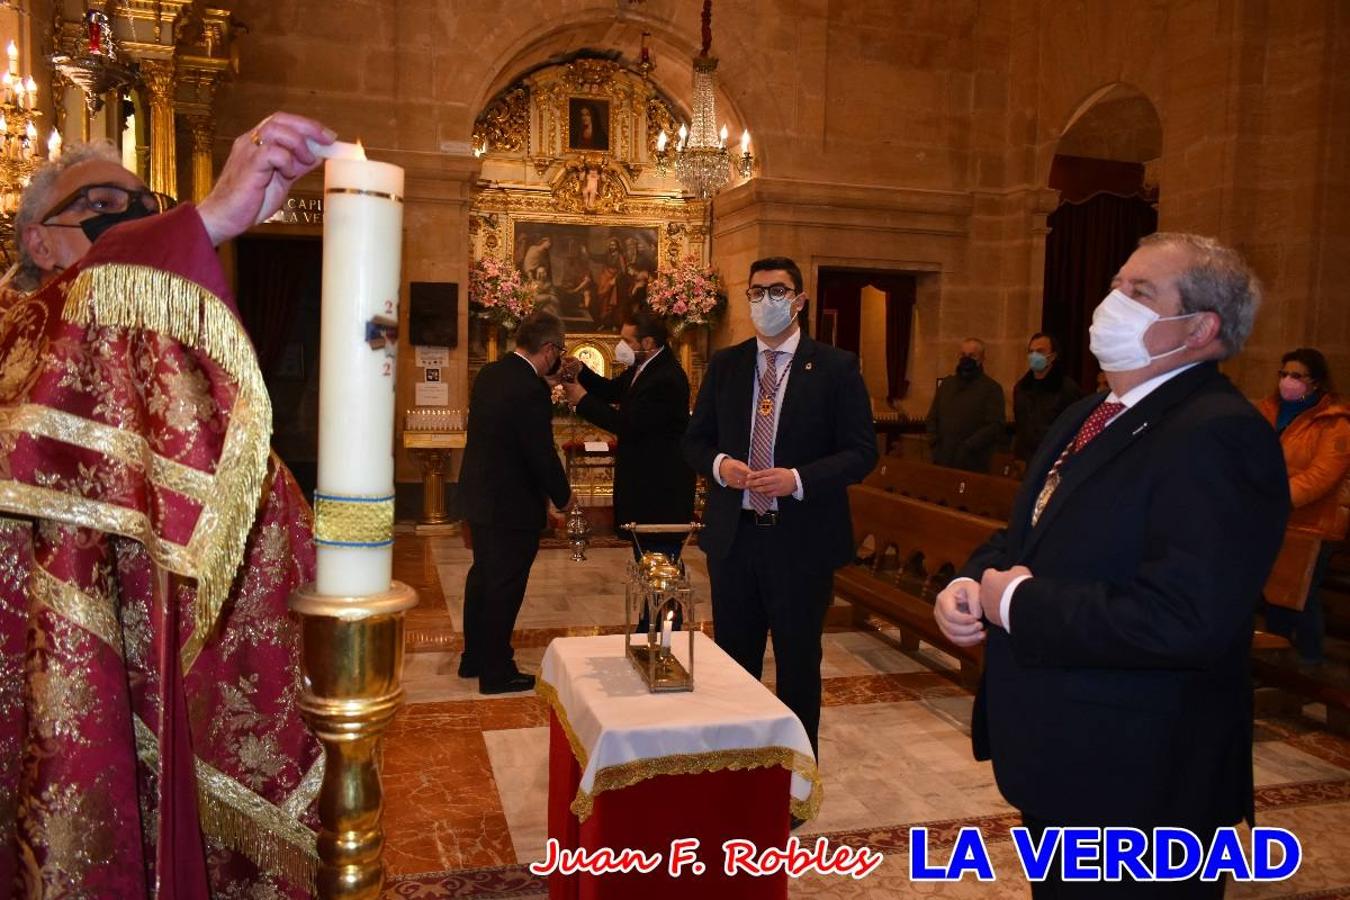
xmin=458 ymin=310 xmax=575 ymax=693
xmin=924 ymin=337 xmax=1007 ymax=472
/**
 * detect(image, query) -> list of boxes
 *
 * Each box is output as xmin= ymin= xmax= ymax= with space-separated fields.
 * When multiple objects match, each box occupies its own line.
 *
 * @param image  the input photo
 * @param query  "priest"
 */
xmin=0 ymin=113 xmax=335 ymax=897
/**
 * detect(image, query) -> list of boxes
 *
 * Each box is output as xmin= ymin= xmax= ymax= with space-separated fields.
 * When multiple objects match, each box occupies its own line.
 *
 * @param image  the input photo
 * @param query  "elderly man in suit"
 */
xmin=561 ymin=313 xmax=695 ymax=562
xmin=684 ymin=256 xmax=877 ymax=758
xmin=935 ymin=233 xmax=1289 ymax=898
xmin=458 ymin=310 xmax=574 ymax=694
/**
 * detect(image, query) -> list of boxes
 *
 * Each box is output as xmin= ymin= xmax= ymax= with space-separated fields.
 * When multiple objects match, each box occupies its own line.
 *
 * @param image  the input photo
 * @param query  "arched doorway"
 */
xmin=1042 ymin=84 xmax=1162 ymax=391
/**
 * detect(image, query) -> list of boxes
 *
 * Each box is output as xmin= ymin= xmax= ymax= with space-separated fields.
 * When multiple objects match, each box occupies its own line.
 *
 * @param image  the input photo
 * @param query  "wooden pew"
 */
xmin=837 ymin=483 xmax=1312 ymax=684
xmin=835 ymin=484 xmax=1003 ymax=684
xmin=864 ymin=457 xmax=1020 ymax=522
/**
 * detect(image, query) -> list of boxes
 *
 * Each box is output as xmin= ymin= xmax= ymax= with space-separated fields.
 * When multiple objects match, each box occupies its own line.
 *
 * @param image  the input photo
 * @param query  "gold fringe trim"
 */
xmin=30 ymin=561 xmax=122 ymax=659
xmin=133 ymin=716 xmax=319 ymax=891
xmin=536 ymin=677 xmax=823 ymax=824
xmin=313 ymin=493 xmax=394 ymax=546
xmin=195 ymin=760 xmax=319 ymax=893
xmin=60 ymin=263 xmax=272 ymax=672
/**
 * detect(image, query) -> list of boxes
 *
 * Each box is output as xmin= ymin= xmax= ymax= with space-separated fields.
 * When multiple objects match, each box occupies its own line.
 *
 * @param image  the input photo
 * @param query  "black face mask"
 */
xmin=79 ymin=205 xmax=156 ymax=245
xmin=956 ymin=357 xmax=981 ymax=378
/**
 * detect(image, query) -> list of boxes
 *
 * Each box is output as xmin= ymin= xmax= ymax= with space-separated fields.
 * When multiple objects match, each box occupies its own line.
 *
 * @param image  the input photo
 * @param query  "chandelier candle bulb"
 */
xmin=47 ymin=129 xmax=60 ymax=159
xmin=6 ymin=42 xmax=16 ymax=77
xmin=313 ymin=139 xmax=405 ymax=597
xmin=741 ymin=129 xmax=750 ymax=153
xmin=656 ymin=130 xmax=667 ymax=152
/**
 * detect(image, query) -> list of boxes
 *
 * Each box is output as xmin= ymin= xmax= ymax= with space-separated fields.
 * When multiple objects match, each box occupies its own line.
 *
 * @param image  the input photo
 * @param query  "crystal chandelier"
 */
xmin=668 ymin=0 xmax=752 ymax=199
xmin=0 ymin=37 xmax=60 ymax=263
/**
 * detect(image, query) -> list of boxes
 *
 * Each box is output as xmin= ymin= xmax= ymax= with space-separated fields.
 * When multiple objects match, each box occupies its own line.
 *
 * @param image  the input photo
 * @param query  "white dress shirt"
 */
xmin=973 ymin=362 xmax=1201 ymax=632
xmin=710 ymin=329 xmax=805 ymax=510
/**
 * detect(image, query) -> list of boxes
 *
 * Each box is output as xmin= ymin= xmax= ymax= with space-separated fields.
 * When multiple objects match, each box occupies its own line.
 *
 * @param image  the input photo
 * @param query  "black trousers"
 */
xmin=1021 ymin=815 xmax=1225 ymax=899
xmin=462 ymin=524 xmax=540 ymax=681
xmin=706 ymin=519 xmax=834 ymax=757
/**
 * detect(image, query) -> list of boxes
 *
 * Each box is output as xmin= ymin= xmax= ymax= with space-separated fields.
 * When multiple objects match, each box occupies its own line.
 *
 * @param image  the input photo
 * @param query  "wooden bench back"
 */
xmin=864 ymin=457 xmax=1020 ymax=522
xmin=1264 ymin=526 xmax=1323 ymax=612
xmin=847 ymin=484 xmax=1003 ymax=598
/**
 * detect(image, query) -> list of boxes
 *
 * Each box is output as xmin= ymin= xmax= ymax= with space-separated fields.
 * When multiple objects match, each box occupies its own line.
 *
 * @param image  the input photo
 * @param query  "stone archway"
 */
xmin=1041 ymin=83 xmax=1163 ymax=391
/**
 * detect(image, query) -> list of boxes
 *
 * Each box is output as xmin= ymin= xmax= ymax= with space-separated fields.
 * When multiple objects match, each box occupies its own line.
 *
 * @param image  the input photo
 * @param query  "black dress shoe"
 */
xmin=479 ymin=672 xmax=536 ymax=695
xmin=457 ymin=657 xmax=479 ymax=678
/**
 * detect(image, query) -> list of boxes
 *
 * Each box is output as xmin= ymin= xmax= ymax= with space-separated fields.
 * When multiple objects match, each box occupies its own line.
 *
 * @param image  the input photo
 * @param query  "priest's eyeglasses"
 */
xmin=40 ymin=183 xmax=177 ymax=223
xmin=746 ymin=284 xmax=795 ymax=303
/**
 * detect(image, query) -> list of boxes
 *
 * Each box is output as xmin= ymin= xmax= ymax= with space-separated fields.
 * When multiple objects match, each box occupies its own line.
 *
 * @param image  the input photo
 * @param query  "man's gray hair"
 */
xmin=1139 ymin=232 xmax=1263 ymax=358
xmin=13 ymin=140 xmax=123 ymax=290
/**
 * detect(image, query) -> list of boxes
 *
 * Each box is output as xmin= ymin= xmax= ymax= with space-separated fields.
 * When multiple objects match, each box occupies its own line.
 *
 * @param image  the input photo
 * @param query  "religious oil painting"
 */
xmin=514 ymin=222 xmax=659 ymax=333
xmin=567 ymin=97 xmax=610 ymax=151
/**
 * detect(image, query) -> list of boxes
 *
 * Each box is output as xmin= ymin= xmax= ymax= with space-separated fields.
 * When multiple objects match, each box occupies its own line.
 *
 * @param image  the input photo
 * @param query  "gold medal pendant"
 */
xmin=758 ymin=397 xmax=773 ymax=417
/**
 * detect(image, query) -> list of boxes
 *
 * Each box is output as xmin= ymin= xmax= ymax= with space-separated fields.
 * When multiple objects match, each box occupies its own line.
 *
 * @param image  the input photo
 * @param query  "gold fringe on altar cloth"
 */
xmin=535 ymin=679 xmax=824 ymax=825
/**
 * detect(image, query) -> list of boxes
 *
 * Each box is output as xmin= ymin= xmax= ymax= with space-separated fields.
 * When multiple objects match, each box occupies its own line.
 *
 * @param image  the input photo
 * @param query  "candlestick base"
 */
xmin=289 ymin=581 xmax=419 ymax=899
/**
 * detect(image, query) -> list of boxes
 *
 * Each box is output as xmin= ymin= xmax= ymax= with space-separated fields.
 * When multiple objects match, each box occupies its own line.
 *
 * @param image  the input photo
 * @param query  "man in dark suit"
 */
xmin=935 ymin=234 xmax=1289 ymax=897
xmin=458 ymin=311 xmax=574 ymax=694
xmin=560 ymin=313 xmax=695 ymax=562
xmin=684 ymin=256 xmax=877 ymax=757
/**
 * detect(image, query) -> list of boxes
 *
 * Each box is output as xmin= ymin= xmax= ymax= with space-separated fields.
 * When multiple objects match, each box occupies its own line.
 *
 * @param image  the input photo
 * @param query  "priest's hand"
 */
xmin=562 ymin=381 xmax=586 ymax=405
xmin=745 ymin=467 xmax=796 ymax=497
xmin=559 ymin=357 xmax=584 ymax=381
xmin=198 ymin=113 xmax=337 ymax=246
xmin=978 ymin=565 xmax=1032 ymax=631
xmin=934 ymin=578 xmax=985 ymax=647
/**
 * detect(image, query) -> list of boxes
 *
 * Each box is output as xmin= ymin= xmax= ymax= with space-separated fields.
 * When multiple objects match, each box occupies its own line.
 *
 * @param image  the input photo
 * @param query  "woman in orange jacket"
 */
xmin=1258 ymin=348 xmax=1350 ymax=663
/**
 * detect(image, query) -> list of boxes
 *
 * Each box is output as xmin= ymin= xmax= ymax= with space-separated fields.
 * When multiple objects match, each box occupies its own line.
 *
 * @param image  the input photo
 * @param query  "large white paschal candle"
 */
xmin=313 ymin=139 xmax=405 ymax=597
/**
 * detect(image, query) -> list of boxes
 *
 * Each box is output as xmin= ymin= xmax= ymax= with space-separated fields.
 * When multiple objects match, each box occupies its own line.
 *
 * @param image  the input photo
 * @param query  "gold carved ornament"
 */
xmin=472 ymin=85 xmax=530 ymax=154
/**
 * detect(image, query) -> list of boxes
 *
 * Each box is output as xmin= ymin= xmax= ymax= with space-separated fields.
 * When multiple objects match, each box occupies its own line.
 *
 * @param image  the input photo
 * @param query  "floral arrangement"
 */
xmin=469 ymin=255 xmax=535 ymax=329
xmin=643 ymin=257 xmax=726 ymax=335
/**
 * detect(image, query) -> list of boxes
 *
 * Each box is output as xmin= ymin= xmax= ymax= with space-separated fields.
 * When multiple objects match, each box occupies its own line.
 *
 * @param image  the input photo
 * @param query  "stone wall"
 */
xmin=207 ymin=0 xmax=1348 ymax=480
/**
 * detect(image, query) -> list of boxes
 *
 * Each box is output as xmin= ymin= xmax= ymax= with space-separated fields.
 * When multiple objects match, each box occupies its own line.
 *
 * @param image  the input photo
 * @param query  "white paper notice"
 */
xmin=415 ymin=345 xmax=450 ymax=368
xmin=415 ymin=382 xmax=449 ymax=406
xmin=583 ymin=441 xmax=610 ymax=452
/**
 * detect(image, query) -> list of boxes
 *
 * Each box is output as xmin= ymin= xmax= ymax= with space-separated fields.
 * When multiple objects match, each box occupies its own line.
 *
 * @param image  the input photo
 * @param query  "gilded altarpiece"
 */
xmin=470 ymin=58 xmax=709 ymax=508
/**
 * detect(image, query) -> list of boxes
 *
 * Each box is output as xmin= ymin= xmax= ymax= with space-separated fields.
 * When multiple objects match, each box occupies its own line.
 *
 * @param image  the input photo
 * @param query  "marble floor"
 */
xmin=378 ymin=533 xmax=1350 ymax=899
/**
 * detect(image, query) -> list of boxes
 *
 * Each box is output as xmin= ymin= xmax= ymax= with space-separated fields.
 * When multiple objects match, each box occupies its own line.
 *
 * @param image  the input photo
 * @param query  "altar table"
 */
xmin=537 ymin=633 xmax=821 ymax=899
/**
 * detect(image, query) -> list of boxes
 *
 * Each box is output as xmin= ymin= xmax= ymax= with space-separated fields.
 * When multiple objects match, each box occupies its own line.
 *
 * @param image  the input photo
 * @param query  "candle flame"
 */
xmin=354 ymin=139 xmax=367 ymax=160
xmin=665 ymin=609 xmax=674 ymax=622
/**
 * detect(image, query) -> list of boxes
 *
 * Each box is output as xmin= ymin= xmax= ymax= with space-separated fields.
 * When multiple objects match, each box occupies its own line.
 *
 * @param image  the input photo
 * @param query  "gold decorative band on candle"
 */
xmin=314 ymin=492 xmax=396 ymax=547
xmin=325 ymin=187 xmax=404 ymax=204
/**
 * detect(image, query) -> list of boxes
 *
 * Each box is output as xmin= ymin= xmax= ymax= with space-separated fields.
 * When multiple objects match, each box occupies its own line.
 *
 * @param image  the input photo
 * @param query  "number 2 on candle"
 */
xmin=382 ymin=360 xmax=392 ymax=377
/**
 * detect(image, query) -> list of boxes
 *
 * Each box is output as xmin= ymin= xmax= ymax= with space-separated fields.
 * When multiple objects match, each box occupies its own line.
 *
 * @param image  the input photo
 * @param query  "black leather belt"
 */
xmin=740 ymin=509 xmax=779 ymax=526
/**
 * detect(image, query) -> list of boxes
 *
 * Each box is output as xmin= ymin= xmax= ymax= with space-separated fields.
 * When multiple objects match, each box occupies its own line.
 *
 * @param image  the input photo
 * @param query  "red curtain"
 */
xmin=816 ymin=269 xmax=915 ymax=401
xmin=233 ymin=236 xmax=322 ymax=377
xmin=1041 ymin=194 xmax=1158 ymax=391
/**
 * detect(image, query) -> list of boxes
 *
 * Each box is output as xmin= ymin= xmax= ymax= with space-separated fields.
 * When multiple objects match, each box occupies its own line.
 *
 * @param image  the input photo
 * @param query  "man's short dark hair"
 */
xmin=749 ymin=256 xmax=803 ymax=293
xmin=628 ymin=312 xmax=668 ymax=348
xmin=1029 ymin=332 xmax=1059 ymax=353
xmin=515 ymin=309 xmax=565 ymax=353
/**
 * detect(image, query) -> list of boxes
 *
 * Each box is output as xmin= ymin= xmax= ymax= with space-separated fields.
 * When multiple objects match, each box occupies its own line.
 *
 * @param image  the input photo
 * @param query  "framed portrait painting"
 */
xmin=567 ymin=97 xmax=610 ymax=152
xmin=514 ymin=221 xmax=659 ymax=333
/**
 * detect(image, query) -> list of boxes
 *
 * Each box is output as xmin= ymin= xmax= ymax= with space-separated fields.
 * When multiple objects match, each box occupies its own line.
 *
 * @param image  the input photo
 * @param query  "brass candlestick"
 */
xmin=289 ymin=581 xmax=418 ymax=899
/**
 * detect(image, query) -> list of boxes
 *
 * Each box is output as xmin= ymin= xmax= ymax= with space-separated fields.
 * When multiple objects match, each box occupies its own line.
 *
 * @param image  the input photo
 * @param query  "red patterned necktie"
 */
xmin=748 ymin=349 xmax=783 ymax=515
xmin=1031 ymin=401 xmax=1126 ymax=526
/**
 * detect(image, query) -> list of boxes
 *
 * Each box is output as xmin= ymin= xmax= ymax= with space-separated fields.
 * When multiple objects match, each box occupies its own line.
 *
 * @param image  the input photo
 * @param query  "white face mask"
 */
xmin=614 ymin=340 xmax=637 ymax=366
xmin=1088 ymin=289 xmax=1197 ymax=373
xmin=750 ymin=295 xmax=797 ymax=337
